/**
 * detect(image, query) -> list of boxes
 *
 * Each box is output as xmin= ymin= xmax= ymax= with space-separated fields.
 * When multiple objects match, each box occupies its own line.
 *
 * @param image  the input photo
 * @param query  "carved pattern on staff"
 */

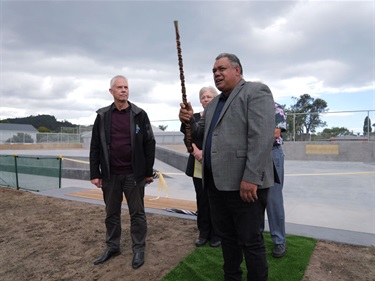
xmin=174 ymin=20 xmax=193 ymax=153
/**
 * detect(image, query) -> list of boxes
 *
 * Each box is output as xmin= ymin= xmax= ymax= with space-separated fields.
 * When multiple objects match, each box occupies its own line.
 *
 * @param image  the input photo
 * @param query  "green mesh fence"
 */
xmin=0 ymin=155 xmax=17 ymax=188
xmin=0 ymin=155 xmax=62 ymax=192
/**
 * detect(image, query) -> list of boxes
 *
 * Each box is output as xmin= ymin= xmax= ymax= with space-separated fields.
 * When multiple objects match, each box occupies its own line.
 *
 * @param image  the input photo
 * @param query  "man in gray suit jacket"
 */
xmin=179 ymin=53 xmax=275 ymax=281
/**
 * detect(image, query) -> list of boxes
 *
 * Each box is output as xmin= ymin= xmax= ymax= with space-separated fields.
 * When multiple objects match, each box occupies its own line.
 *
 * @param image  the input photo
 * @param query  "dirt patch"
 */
xmin=302 ymin=241 xmax=374 ymax=281
xmin=0 ymin=186 xmax=373 ymax=281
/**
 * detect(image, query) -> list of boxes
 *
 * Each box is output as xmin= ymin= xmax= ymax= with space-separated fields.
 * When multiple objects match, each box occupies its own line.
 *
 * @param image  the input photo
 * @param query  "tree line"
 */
xmin=284 ymin=94 xmax=373 ymax=141
xmin=0 ymin=114 xmax=79 ymax=133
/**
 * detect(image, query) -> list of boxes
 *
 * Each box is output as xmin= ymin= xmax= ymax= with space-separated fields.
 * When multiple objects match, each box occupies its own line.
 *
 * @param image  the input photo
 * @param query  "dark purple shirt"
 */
xmin=110 ymin=107 xmax=133 ymax=175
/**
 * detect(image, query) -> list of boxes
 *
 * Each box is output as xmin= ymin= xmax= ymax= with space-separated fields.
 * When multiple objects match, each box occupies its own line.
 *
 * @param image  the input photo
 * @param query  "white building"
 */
xmin=0 ymin=124 xmax=38 ymax=144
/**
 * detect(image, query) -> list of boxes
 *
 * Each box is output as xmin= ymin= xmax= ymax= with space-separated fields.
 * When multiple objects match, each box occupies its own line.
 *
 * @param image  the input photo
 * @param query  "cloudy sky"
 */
xmin=1 ymin=0 xmax=374 ymax=133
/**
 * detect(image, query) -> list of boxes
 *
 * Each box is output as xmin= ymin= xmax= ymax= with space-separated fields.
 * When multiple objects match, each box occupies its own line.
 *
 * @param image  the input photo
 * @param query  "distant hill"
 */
xmin=0 ymin=115 xmax=78 ymax=132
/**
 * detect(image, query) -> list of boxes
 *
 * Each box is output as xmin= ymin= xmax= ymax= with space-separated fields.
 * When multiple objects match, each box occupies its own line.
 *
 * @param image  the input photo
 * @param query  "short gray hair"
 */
xmin=110 ymin=75 xmax=128 ymax=88
xmin=199 ymin=86 xmax=218 ymax=98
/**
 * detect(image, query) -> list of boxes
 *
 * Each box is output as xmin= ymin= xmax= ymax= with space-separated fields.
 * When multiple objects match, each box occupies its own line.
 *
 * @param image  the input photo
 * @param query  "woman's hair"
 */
xmin=199 ymin=86 xmax=218 ymax=98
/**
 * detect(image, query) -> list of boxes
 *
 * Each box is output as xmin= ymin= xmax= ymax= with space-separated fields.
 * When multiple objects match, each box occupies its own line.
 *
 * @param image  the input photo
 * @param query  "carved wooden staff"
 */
xmin=174 ymin=20 xmax=193 ymax=153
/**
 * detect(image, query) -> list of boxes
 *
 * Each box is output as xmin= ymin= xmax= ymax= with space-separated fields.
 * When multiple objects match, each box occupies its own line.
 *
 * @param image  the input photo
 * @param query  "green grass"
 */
xmin=162 ymin=234 xmax=316 ymax=281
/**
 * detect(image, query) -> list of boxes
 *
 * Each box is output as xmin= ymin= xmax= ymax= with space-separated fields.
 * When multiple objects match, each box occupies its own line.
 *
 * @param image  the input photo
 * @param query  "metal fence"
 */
xmin=1 ymin=110 xmax=374 ymax=144
xmin=1 ymin=132 xmax=81 ymax=144
xmin=0 ymin=125 xmax=93 ymax=144
xmin=152 ymin=109 xmax=375 ymax=142
xmin=0 ymin=155 xmax=62 ymax=191
xmin=37 ymin=132 xmax=81 ymax=143
xmin=284 ymin=110 xmax=375 ymax=142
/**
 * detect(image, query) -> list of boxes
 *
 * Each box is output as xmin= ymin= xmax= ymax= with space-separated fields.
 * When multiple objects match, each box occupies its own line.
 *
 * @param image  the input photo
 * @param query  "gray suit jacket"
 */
xmin=190 ymin=79 xmax=275 ymax=191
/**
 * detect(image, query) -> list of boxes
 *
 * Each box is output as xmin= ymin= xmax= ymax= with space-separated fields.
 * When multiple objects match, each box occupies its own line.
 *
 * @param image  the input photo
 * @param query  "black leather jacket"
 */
xmin=89 ymin=102 xmax=155 ymax=182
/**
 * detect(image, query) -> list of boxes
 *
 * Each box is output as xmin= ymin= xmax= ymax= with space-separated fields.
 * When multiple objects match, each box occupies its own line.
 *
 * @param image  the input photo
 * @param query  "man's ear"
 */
xmin=235 ymin=65 xmax=242 ymax=76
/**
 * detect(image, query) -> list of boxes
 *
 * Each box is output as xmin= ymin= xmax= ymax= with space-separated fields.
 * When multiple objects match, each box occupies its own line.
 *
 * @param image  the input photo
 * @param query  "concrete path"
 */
xmin=1 ymin=148 xmax=374 ymax=246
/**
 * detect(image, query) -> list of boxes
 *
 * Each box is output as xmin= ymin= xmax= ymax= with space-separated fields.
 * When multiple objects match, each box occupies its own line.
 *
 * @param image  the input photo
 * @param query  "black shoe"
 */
xmin=272 ymin=244 xmax=287 ymax=258
xmin=132 ymin=252 xmax=145 ymax=269
xmin=195 ymin=238 xmax=208 ymax=247
xmin=94 ymin=249 xmax=120 ymax=265
xmin=210 ymin=240 xmax=221 ymax=247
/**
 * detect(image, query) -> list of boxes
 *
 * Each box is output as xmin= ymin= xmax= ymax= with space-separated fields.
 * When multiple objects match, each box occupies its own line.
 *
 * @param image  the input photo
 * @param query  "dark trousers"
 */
xmin=193 ymin=177 xmax=219 ymax=241
xmin=102 ymin=174 xmax=147 ymax=253
xmin=206 ymin=171 xmax=268 ymax=281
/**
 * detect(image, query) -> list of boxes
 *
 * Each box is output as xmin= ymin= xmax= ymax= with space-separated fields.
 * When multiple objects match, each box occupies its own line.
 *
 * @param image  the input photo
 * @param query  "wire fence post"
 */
xmin=367 ymin=111 xmax=370 ymax=141
xmin=58 ymin=155 xmax=62 ymax=189
xmin=14 ymin=154 xmax=19 ymax=190
xmin=293 ymin=113 xmax=296 ymax=142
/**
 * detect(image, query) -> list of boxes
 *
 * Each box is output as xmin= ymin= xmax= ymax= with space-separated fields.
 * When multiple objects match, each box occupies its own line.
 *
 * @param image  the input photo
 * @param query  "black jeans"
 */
xmin=102 ymin=174 xmax=147 ymax=253
xmin=193 ymin=177 xmax=219 ymax=241
xmin=206 ymin=171 xmax=268 ymax=281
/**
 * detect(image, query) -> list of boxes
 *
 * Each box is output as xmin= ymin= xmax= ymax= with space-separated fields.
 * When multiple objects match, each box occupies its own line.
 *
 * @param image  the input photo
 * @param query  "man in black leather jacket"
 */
xmin=90 ymin=75 xmax=155 ymax=269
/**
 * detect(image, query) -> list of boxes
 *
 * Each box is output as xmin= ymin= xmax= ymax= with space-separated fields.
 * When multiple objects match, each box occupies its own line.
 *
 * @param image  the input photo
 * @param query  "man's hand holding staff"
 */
xmin=174 ymin=20 xmax=193 ymax=153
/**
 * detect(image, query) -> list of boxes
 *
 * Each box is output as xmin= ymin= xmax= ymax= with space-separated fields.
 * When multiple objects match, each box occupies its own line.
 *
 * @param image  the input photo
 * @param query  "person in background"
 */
xmin=90 ymin=75 xmax=156 ymax=269
xmin=182 ymin=86 xmax=221 ymax=248
xmin=262 ymin=102 xmax=287 ymax=257
xmin=179 ymin=53 xmax=275 ymax=281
